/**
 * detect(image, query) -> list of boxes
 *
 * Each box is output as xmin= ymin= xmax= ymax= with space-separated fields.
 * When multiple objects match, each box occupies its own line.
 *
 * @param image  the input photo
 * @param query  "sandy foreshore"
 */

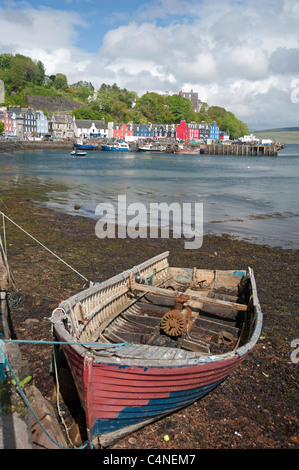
xmin=0 ymin=192 xmax=298 ymax=449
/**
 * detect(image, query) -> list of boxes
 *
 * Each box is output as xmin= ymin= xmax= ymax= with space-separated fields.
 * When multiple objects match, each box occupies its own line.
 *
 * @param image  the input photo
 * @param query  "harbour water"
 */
xmin=0 ymin=144 xmax=298 ymax=249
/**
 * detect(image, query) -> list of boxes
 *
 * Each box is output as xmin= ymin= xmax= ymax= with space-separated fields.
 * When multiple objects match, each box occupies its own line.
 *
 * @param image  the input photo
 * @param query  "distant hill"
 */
xmin=0 ymin=53 xmax=249 ymax=138
xmin=254 ymin=127 xmax=299 ymax=143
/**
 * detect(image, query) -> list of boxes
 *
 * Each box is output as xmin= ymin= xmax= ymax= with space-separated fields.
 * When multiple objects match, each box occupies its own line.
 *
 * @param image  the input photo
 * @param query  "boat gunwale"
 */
xmin=51 ymin=255 xmax=262 ymax=367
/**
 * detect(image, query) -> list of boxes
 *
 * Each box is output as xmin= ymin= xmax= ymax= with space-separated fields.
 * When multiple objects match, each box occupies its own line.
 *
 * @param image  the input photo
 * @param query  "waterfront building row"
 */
xmin=0 ymin=106 xmax=226 ymax=142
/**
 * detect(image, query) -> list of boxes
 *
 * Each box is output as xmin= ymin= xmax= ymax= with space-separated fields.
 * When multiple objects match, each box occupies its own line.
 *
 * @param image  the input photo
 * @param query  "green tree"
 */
xmin=95 ymin=91 xmax=113 ymax=114
xmin=0 ymin=121 xmax=4 ymax=134
xmin=0 ymin=54 xmax=13 ymax=70
xmin=36 ymin=60 xmax=46 ymax=85
xmin=54 ymin=73 xmax=68 ymax=92
xmin=8 ymin=57 xmax=27 ymax=90
xmin=76 ymin=86 xmax=92 ymax=102
xmin=135 ymin=92 xmax=168 ymax=123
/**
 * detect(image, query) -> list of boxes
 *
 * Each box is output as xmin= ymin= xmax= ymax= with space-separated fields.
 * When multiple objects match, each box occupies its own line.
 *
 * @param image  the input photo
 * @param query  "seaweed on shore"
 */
xmin=0 ymin=194 xmax=298 ymax=449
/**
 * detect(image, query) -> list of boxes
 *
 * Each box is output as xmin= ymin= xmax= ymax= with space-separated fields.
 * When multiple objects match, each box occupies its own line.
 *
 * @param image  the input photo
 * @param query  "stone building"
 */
xmin=179 ymin=89 xmax=201 ymax=113
xmin=48 ymin=113 xmax=74 ymax=139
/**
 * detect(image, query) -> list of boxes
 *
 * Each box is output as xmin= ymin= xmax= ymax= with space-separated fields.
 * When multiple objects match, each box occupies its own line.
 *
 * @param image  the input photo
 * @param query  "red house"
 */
xmin=176 ymin=121 xmax=199 ymax=141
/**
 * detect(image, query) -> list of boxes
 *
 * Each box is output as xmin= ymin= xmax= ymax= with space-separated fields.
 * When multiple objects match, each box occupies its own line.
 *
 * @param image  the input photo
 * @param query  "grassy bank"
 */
xmin=255 ymin=130 xmax=299 ymax=144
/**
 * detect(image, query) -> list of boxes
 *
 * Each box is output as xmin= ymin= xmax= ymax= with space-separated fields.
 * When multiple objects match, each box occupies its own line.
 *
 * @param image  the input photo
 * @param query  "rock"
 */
xmin=24 ymin=318 xmax=39 ymax=327
xmin=4 ymin=342 xmax=23 ymax=377
xmin=25 ymin=385 xmax=68 ymax=449
xmin=128 ymin=437 xmax=136 ymax=445
xmin=0 ymin=412 xmax=32 ymax=449
xmin=67 ymin=420 xmax=84 ymax=448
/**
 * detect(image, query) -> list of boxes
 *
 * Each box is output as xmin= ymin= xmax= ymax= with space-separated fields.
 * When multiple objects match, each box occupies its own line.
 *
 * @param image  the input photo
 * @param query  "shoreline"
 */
xmin=0 ymin=192 xmax=298 ymax=449
xmin=0 ymin=138 xmax=280 ymax=156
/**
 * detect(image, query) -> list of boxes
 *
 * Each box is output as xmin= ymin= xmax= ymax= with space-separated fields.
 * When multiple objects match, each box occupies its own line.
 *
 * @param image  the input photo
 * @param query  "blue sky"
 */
xmin=1 ymin=0 xmax=299 ymax=129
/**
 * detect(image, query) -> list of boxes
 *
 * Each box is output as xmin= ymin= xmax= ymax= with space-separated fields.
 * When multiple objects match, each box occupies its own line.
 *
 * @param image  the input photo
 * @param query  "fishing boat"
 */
xmin=51 ymin=251 xmax=262 ymax=448
xmin=74 ymin=141 xmax=97 ymax=151
xmin=101 ymin=142 xmax=131 ymax=152
xmin=138 ymin=143 xmax=165 ymax=153
xmin=71 ymin=150 xmax=87 ymax=156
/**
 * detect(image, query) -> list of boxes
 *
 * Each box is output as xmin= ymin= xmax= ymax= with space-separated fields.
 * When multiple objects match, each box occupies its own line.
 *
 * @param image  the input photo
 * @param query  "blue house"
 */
xmin=134 ymin=124 xmax=153 ymax=138
xmin=209 ymin=121 xmax=220 ymax=140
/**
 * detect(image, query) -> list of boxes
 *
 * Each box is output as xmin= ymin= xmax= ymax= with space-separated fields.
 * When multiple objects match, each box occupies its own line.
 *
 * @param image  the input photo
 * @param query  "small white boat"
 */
xmin=138 ymin=143 xmax=165 ymax=153
xmin=71 ymin=150 xmax=87 ymax=156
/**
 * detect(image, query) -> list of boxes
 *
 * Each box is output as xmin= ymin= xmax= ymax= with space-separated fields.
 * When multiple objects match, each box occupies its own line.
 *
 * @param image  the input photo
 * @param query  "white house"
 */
xmin=74 ymin=119 xmax=108 ymax=139
xmin=36 ymin=110 xmax=49 ymax=137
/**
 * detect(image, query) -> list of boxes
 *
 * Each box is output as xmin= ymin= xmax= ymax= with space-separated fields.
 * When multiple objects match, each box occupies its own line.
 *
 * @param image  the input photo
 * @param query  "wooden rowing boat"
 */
xmin=51 ymin=251 xmax=262 ymax=447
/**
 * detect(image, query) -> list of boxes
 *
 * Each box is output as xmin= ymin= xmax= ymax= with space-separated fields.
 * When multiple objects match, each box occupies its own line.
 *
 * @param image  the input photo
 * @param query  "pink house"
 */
xmin=176 ymin=121 xmax=199 ymax=141
xmin=0 ymin=107 xmax=14 ymax=135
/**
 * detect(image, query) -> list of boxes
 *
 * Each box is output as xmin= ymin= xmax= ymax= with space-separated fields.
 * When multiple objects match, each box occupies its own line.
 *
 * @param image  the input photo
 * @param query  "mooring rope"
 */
xmin=51 ymin=338 xmax=80 ymax=448
xmin=0 ymin=336 xmax=132 ymax=449
xmin=0 ymin=211 xmax=89 ymax=282
xmin=0 ymin=343 xmax=92 ymax=449
xmin=1 ymin=338 xmax=132 ymax=349
xmin=0 ymin=214 xmax=15 ymax=287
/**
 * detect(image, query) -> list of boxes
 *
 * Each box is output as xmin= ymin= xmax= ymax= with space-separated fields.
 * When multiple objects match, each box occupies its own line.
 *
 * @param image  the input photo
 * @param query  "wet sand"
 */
xmin=0 ymin=193 xmax=298 ymax=449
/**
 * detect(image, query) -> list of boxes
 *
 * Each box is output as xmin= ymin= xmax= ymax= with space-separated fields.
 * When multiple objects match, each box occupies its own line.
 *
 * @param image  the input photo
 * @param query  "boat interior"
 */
xmin=58 ymin=254 xmax=255 ymax=357
xmin=98 ymin=268 xmax=251 ymax=355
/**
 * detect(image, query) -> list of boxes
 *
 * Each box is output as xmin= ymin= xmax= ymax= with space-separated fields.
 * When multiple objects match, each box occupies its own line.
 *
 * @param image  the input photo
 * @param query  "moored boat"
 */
xmin=174 ymin=146 xmax=201 ymax=154
xmin=51 ymin=251 xmax=262 ymax=447
xmin=138 ymin=143 xmax=165 ymax=153
xmin=101 ymin=142 xmax=131 ymax=152
xmin=71 ymin=150 xmax=87 ymax=156
xmin=74 ymin=141 xmax=97 ymax=150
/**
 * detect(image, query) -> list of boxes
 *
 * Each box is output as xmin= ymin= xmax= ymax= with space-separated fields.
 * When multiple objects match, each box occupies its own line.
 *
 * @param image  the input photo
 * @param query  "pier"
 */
xmin=202 ymin=143 xmax=278 ymax=156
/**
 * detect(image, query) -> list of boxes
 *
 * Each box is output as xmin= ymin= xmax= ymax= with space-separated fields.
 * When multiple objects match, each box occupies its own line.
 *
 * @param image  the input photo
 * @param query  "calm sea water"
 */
xmin=0 ymin=144 xmax=298 ymax=249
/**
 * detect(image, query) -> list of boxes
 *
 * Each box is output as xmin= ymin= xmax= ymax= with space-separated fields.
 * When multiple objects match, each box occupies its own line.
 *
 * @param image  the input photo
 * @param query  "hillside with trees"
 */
xmin=0 ymin=53 xmax=249 ymax=139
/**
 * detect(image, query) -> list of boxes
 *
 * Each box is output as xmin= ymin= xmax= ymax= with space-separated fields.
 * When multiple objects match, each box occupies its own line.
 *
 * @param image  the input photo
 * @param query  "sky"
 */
xmin=0 ymin=0 xmax=299 ymax=130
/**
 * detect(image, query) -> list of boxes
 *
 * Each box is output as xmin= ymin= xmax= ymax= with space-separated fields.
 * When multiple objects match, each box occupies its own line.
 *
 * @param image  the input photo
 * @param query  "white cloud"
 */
xmin=0 ymin=0 xmax=298 ymax=128
xmin=0 ymin=6 xmax=86 ymax=51
xmin=100 ymin=22 xmax=171 ymax=63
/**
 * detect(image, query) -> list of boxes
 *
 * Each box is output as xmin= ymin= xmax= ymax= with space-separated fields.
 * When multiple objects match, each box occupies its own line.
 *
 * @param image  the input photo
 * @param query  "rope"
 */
xmin=51 ymin=340 xmax=80 ymax=448
xmin=1 ymin=338 xmax=132 ymax=349
xmin=0 ymin=211 xmax=89 ymax=282
xmin=1 ymin=336 xmax=133 ymax=448
xmin=6 ymin=355 xmax=92 ymax=449
xmin=0 ymin=215 xmax=15 ymax=288
xmin=2 ymin=212 xmax=7 ymax=255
